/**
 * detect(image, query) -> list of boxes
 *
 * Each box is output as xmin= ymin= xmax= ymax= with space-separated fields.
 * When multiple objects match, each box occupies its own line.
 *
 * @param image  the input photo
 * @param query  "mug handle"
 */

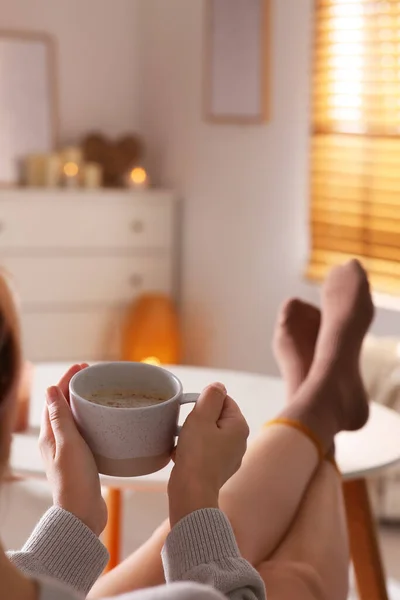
xmin=175 ymin=393 xmax=199 ymax=436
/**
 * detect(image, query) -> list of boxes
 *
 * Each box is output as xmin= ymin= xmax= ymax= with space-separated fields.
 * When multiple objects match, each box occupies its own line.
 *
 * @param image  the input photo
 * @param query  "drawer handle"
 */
xmin=131 ymin=220 xmax=144 ymax=234
xmin=130 ymin=274 xmax=143 ymax=287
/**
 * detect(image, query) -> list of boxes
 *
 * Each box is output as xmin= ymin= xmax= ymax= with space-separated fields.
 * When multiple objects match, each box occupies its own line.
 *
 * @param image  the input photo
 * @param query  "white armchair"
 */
xmin=362 ymin=335 xmax=400 ymax=521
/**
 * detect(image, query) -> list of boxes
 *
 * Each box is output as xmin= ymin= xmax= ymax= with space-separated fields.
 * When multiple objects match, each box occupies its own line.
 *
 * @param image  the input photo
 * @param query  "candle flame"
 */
xmin=130 ymin=167 xmax=147 ymax=185
xmin=63 ymin=162 xmax=79 ymax=177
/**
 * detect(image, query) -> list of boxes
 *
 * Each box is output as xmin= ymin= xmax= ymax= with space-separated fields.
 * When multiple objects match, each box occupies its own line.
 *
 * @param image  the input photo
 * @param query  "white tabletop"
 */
xmin=10 ymin=363 xmax=400 ymax=488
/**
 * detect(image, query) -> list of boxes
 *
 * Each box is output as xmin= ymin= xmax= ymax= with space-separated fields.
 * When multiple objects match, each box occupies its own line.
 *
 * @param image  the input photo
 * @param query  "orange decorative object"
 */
xmin=122 ymin=294 xmax=181 ymax=364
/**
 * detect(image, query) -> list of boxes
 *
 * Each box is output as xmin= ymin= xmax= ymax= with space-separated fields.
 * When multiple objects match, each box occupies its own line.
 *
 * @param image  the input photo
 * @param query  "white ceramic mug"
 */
xmin=69 ymin=362 xmax=198 ymax=477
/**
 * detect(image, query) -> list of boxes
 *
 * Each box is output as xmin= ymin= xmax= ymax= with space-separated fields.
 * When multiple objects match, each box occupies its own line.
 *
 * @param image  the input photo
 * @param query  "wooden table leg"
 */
xmin=343 ymin=478 xmax=388 ymax=600
xmin=103 ymin=488 xmax=122 ymax=573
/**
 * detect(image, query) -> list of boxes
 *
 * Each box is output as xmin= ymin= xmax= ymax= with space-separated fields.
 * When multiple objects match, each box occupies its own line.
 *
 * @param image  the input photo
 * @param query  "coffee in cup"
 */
xmin=86 ymin=390 xmax=167 ymax=409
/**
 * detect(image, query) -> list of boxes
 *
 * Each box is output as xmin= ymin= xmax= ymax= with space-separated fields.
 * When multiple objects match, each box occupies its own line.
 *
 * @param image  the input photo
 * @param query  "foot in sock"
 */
xmin=273 ymin=299 xmax=320 ymax=398
xmin=272 ymin=298 xmax=337 ymax=458
xmin=313 ymin=259 xmax=374 ymax=432
xmin=318 ymin=259 xmax=374 ymax=351
xmin=279 ymin=260 xmax=374 ymax=452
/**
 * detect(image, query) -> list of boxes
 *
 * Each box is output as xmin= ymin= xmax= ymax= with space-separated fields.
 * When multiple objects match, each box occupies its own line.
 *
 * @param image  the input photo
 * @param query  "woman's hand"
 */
xmin=168 ymin=383 xmax=249 ymax=527
xmin=39 ymin=364 xmax=107 ymax=536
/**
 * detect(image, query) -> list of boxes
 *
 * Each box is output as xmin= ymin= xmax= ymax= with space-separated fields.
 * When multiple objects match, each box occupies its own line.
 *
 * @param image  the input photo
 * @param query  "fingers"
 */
xmin=45 ymin=386 xmax=76 ymax=446
xmin=40 ymin=364 xmax=89 ymax=461
xmin=39 ymin=401 xmax=55 ymax=459
xmin=218 ymin=396 xmax=250 ymax=436
xmin=57 ymin=363 xmax=88 ymax=404
xmin=219 ymin=395 xmax=242 ymax=420
xmin=193 ymin=383 xmax=227 ymax=423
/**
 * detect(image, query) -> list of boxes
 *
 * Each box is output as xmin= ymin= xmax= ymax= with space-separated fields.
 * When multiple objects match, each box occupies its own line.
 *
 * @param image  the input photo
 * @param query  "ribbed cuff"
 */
xmin=162 ymin=509 xmax=240 ymax=581
xmin=22 ymin=506 xmax=109 ymax=595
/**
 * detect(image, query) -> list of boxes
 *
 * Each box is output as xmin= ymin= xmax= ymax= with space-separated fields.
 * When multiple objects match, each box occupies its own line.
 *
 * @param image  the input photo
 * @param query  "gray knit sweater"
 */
xmin=8 ymin=506 xmax=266 ymax=600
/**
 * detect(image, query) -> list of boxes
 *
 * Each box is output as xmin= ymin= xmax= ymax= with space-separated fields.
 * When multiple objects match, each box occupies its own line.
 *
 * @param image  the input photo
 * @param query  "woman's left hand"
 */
xmin=39 ymin=364 xmax=107 ymax=536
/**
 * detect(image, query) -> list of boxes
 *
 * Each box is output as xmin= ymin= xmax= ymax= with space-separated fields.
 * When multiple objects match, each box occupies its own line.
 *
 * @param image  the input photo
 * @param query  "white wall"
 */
xmin=133 ymin=0 xmax=312 ymax=374
xmin=134 ymin=0 xmax=400 ymax=375
xmin=1 ymin=0 xmax=141 ymax=144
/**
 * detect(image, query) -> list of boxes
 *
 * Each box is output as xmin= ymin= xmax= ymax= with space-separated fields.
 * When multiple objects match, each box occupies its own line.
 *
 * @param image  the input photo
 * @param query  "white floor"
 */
xmin=2 ymin=480 xmax=400 ymax=599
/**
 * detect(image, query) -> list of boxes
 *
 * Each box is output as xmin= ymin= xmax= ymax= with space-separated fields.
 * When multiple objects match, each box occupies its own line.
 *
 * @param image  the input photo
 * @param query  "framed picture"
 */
xmin=0 ymin=31 xmax=57 ymax=185
xmin=204 ymin=0 xmax=270 ymax=124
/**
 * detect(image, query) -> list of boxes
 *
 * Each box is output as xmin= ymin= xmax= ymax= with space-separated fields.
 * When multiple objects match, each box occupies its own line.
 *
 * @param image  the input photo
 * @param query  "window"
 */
xmin=307 ymin=0 xmax=400 ymax=293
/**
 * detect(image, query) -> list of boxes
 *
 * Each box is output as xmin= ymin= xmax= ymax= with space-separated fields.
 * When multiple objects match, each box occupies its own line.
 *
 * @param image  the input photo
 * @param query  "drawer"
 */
xmin=0 ymin=195 xmax=175 ymax=250
xmin=21 ymin=309 xmax=123 ymax=362
xmin=2 ymin=255 xmax=174 ymax=306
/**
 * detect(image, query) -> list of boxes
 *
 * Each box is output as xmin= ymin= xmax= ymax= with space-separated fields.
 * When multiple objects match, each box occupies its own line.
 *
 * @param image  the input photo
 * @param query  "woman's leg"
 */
xmin=258 ymin=460 xmax=349 ymax=600
xmin=89 ymin=520 xmax=168 ymax=597
xmin=224 ymin=261 xmax=372 ymax=566
xmin=92 ymin=459 xmax=348 ymax=600
xmin=89 ymin=422 xmax=321 ymax=598
xmin=90 ymin=261 xmax=372 ymax=597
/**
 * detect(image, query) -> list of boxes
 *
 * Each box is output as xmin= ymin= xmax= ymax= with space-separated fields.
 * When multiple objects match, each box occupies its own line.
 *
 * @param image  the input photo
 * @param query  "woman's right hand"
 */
xmin=168 ymin=383 xmax=249 ymax=526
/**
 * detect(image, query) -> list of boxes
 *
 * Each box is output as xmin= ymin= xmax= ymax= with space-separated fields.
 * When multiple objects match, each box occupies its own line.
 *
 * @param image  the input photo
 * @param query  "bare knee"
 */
xmin=257 ymin=560 xmax=348 ymax=600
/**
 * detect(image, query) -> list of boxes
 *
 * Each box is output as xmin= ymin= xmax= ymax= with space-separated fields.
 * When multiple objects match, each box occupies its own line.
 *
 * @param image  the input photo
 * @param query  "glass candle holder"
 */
xmin=63 ymin=161 xmax=80 ymax=188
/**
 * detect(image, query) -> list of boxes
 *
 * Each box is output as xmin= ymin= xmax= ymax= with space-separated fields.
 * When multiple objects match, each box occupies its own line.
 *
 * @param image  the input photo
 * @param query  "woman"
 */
xmin=2 ymin=260 xmax=373 ymax=599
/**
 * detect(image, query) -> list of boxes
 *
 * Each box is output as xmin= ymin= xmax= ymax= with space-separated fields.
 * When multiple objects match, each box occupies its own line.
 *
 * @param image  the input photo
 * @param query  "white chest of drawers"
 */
xmin=0 ymin=189 xmax=178 ymax=361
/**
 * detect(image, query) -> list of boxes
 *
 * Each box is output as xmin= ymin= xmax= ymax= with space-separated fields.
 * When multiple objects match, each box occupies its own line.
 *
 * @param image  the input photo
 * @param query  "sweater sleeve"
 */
xmin=162 ymin=509 xmax=266 ymax=600
xmin=7 ymin=505 xmax=109 ymax=596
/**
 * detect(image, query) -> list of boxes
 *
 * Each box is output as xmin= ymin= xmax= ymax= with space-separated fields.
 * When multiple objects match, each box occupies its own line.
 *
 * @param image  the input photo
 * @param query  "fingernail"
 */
xmin=46 ymin=386 xmax=59 ymax=405
xmin=80 ymin=363 xmax=89 ymax=369
xmin=211 ymin=382 xmax=227 ymax=395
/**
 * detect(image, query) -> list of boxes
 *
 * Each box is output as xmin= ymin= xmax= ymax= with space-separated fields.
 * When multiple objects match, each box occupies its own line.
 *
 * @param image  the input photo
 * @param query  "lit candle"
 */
xmin=63 ymin=161 xmax=80 ymax=188
xmin=43 ymin=153 xmax=62 ymax=187
xmin=126 ymin=166 xmax=150 ymax=189
xmin=82 ymin=162 xmax=102 ymax=188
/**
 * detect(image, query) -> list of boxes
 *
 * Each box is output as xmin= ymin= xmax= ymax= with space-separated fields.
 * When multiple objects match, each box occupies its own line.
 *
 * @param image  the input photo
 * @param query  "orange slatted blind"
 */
xmin=307 ymin=0 xmax=400 ymax=293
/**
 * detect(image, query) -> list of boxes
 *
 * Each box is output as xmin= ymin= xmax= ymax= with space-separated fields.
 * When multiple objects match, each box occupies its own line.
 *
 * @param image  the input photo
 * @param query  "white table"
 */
xmin=10 ymin=363 xmax=400 ymax=600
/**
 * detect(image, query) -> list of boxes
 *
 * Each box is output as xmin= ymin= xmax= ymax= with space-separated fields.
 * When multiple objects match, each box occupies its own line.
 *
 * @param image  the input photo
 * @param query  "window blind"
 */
xmin=307 ymin=0 xmax=400 ymax=293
